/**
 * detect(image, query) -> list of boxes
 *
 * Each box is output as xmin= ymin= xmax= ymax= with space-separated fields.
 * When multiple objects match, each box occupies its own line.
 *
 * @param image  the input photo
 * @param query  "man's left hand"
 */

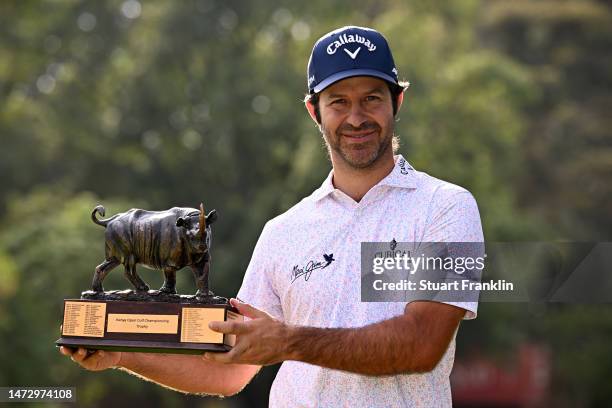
xmin=203 ymin=298 xmax=292 ymax=365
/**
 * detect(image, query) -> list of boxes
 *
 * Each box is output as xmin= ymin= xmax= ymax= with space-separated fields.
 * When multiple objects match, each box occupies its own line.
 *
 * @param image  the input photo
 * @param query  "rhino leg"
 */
xmin=92 ymin=258 xmax=120 ymax=292
xmin=193 ymin=260 xmax=213 ymax=297
xmin=124 ymin=255 xmax=150 ymax=292
xmin=160 ymin=268 xmax=177 ymax=294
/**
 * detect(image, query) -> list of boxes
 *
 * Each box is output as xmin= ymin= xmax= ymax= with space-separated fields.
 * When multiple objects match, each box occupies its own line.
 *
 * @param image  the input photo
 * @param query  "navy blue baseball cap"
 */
xmin=307 ymin=26 xmax=401 ymax=94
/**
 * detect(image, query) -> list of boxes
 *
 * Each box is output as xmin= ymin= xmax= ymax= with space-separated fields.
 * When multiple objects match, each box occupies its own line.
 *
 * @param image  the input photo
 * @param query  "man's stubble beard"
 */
xmin=320 ymin=116 xmax=398 ymax=170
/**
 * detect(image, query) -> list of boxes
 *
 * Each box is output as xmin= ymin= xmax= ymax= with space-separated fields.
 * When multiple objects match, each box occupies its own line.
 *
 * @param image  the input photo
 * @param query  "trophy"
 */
xmin=56 ymin=203 xmax=242 ymax=354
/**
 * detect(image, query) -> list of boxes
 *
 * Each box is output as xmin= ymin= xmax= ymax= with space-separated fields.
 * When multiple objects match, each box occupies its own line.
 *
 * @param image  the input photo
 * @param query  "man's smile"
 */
xmin=340 ymin=129 xmax=377 ymax=141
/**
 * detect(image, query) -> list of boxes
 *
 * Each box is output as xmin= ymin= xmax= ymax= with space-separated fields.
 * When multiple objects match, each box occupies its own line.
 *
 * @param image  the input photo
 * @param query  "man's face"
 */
xmin=318 ymin=76 xmax=395 ymax=169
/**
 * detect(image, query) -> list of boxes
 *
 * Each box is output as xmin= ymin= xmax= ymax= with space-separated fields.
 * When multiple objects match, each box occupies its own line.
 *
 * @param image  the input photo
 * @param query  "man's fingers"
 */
xmin=59 ymin=346 xmax=75 ymax=356
xmin=61 ymin=346 xmax=120 ymax=371
xmin=230 ymin=298 xmax=268 ymax=319
xmin=70 ymin=348 xmax=88 ymax=363
xmin=67 ymin=348 xmax=101 ymax=364
xmin=208 ymin=320 xmax=245 ymax=334
xmin=203 ymin=351 xmax=224 ymax=363
xmin=203 ymin=350 xmax=234 ymax=364
xmin=84 ymin=350 xmax=104 ymax=365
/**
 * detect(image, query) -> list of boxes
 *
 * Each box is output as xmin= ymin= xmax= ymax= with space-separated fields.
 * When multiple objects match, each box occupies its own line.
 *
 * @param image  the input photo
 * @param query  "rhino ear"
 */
xmin=206 ymin=209 xmax=218 ymax=225
xmin=176 ymin=217 xmax=187 ymax=228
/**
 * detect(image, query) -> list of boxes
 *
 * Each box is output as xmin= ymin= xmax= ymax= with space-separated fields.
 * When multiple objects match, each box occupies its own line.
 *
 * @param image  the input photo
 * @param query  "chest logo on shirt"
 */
xmin=390 ymin=238 xmax=398 ymax=250
xmin=291 ymin=253 xmax=335 ymax=283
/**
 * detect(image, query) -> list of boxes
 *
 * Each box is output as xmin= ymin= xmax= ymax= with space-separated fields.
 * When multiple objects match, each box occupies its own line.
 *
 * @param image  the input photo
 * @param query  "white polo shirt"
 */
xmin=237 ymin=154 xmax=484 ymax=407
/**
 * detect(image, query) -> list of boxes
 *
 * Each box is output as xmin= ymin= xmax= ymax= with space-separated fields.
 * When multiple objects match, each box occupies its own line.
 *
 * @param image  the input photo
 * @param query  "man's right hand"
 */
xmin=59 ymin=346 xmax=122 ymax=371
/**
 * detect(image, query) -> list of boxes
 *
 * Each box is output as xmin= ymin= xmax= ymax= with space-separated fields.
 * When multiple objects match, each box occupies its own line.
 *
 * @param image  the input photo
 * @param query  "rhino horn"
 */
xmin=199 ymin=203 xmax=206 ymax=238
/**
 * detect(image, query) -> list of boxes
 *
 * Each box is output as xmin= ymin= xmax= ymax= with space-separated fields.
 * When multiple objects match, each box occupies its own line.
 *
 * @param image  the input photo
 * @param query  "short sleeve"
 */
xmin=237 ymin=222 xmax=284 ymax=321
xmin=422 ymin=187 xmax=484 ymax=319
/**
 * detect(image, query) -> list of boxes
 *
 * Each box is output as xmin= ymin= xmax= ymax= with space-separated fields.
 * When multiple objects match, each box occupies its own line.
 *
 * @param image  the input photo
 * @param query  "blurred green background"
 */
xmin=0 ymin=0 xmax=611 ymax=407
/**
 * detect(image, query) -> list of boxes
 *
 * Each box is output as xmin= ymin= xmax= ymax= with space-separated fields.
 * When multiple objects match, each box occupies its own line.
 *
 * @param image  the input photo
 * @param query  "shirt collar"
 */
xmin=311 ymin=154 xmax=418 ymax=202
xmin=379 ymin=154 xmax=419 ymax=189
xmin=311 ymin=169 xmax=336 ymax=202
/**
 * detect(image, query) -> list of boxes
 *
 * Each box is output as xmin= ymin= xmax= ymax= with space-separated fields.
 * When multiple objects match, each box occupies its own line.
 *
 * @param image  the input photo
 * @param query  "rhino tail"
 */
xmin=91 ymin=205 xmax=113 ymax=227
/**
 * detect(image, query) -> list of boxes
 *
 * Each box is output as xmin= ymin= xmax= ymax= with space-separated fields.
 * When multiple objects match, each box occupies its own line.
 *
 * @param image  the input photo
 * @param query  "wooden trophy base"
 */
xmin=56 ymin=294 xmax=242 ymax=354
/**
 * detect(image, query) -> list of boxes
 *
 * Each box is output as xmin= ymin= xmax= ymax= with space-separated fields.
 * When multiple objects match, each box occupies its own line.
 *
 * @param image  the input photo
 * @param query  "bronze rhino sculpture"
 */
xmin=90 ymin=203 xmax=217 ymax=297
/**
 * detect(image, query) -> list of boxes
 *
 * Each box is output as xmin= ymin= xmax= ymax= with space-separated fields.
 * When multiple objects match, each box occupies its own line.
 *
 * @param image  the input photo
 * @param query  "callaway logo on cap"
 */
xmin=307 ymin=26 xmax=400 ymax=94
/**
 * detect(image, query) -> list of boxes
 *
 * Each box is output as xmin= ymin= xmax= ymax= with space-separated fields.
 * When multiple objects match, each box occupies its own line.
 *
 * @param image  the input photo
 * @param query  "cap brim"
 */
xmin=312 ymin=69 xmax=398 ymax=93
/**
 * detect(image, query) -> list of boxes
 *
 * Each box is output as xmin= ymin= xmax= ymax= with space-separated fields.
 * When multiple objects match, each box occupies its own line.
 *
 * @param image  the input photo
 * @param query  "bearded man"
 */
xmin=62 ymin=26 xmax=483 ymax=408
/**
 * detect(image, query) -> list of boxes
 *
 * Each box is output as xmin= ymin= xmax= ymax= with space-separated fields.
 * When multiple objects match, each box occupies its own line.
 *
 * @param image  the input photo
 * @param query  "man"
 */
xmin=61 ymin=26 xmax=483 ymax=407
